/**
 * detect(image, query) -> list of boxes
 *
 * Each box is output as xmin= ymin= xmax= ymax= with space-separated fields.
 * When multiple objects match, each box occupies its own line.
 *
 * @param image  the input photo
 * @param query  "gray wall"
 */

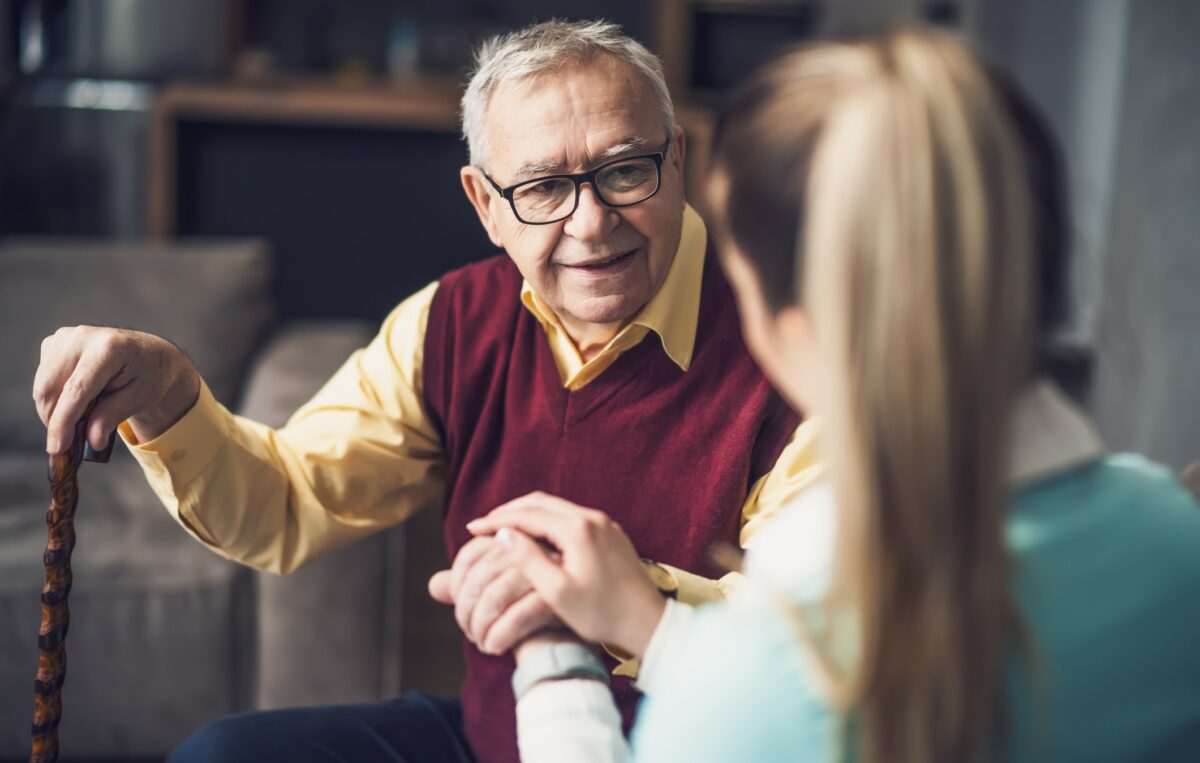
xmin=976 ymin=0 xmax=1129 ymax=347
xmin=980 ymin=0 xmax=1200 ymax=470
xmin=1091 ymin=0 xmax=1200 ymax=470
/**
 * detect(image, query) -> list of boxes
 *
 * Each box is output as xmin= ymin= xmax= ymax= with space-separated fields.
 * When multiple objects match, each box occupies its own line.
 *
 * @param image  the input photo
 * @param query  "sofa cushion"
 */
xmin=0 ymin=238 xmax=274 ymax=450
xmin=238 ymin=321 xmax=373 ymax=429
xmin=0 ymin=447 xmax=255 ymax=759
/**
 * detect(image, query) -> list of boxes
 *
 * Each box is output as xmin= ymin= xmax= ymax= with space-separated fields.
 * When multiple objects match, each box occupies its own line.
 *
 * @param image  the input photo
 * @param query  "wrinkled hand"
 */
xmin=34 ymin=326 xmax=200 ymax=454
xmin=428 ymin=535 xmax=562 ymax=655
xmin=466 ymin=492 xmax=666 ymax=659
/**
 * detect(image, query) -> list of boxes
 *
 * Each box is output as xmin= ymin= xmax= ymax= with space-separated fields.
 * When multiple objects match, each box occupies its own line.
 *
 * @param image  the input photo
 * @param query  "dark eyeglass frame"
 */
xmin=481 ymin=136 xmax=672 ymax=225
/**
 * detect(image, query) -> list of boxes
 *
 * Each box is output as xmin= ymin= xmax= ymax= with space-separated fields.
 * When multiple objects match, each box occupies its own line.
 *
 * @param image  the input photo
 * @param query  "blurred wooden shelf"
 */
xmin=148 ymin=75 xmax=463 ymax=237
xmin=155 ymin=75 xmax=463 ymax=131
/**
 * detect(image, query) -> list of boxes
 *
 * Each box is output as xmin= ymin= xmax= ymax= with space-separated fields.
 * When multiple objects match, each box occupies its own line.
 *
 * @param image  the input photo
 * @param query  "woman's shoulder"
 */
xmin=1095 ymin=453 xmax=1200 ymax=507
xmin=1013 ymin=452 xmax=1200 ymax=542
xmin=1010 ymin=453 xmax=1200 ymax=592
xmin=1006 ymin=454 xmax=1200 ymax=759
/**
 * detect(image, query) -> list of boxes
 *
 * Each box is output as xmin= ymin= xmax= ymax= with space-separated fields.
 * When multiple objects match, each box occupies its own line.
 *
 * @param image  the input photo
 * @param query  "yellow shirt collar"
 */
xmin=520 ymin=203 xmax=707 ymax=375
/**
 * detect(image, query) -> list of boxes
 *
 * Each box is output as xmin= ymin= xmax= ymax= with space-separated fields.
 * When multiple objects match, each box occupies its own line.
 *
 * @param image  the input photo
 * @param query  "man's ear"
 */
xmin=671 ymin=123 xmax=687 ymax=175
xmin=461 ymin=166 xmax=505 ymax=248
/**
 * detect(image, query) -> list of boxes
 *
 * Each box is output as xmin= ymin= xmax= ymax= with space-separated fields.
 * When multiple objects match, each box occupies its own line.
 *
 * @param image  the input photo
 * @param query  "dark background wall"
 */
xmin=172 ymin=121 xmax=484 ymax=322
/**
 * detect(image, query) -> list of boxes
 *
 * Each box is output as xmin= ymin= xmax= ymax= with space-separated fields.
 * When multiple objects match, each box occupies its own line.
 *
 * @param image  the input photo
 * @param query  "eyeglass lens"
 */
xmin=511 ymin=156 xmax=660 ymax=223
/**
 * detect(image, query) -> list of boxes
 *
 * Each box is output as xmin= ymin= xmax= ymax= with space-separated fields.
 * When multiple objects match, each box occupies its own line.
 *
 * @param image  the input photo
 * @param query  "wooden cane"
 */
xmin=30 ymin=405 xmax=115 ymax=763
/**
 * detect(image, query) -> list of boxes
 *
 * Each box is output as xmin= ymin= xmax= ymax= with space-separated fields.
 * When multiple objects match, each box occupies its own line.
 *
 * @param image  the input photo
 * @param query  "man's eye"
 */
xmin=603 ymin=164 xmax=651 ymax=189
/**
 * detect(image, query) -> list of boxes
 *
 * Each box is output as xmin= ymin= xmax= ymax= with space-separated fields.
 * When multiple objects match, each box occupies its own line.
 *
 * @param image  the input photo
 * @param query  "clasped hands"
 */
xmin=428 ymin=492 xmax=667 ymax=665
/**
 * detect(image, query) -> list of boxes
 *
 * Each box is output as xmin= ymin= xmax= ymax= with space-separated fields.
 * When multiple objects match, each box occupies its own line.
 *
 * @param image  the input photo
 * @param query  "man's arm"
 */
xmin=116 ymin=282 xmax=446 ymax=574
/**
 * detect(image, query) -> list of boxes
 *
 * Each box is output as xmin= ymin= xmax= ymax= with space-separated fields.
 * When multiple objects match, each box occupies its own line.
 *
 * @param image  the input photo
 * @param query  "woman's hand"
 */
xmin=467 ymin=492 xmax=666 ymax=659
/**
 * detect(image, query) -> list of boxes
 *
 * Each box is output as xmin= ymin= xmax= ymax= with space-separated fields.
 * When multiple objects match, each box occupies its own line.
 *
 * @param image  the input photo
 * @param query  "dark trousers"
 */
xmin=166 ymin=692 xmax=476 ymax=763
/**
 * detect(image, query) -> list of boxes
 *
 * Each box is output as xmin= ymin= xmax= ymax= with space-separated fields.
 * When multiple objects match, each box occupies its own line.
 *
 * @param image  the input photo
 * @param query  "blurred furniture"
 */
xmin=0 ymin=77 xmax=155 ymax=238
xmin=655 ymin=0 xmax=822 ymax=105
xmin=0 ymin=0 xmax=237 ymax=239
xmin=0 ymin=238 xmax=445 ymax=761
xmin=12 ymin=0 xmax=231 ymax=80
xmin=652 ymin=1 xmax=985 ymax=108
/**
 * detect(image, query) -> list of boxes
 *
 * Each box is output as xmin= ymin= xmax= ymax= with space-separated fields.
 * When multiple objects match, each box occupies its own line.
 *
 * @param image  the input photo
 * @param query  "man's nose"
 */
xmin=563 ymin=183 xmax=619 ymax=242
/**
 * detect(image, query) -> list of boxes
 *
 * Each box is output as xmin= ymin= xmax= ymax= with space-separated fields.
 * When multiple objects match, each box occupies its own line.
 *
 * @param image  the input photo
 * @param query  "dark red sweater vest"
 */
xmin=422 ymin=250 xmax=798 ymax=763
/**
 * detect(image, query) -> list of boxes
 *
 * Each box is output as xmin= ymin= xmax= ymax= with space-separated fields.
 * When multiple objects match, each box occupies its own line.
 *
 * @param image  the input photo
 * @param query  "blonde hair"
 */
xmin=715 ymin=29 xmax=1037 ymax=762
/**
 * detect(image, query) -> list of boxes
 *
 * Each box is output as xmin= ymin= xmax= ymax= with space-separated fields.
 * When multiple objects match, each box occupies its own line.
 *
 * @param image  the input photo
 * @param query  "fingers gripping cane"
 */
xmin=30 ymin=402 xmax=115 ymax=763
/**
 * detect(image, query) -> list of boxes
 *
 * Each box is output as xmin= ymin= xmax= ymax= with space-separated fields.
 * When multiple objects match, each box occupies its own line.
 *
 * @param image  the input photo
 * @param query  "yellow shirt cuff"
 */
xmin=662 ymin=563 xmax=740 ymax=604
xmin=119 ymin=379 xmax=232 ymax=486
xmin=118 ymin=379 xmax=233 ymax=545
xmin=605 ymin=562 xmax=737 ymax=678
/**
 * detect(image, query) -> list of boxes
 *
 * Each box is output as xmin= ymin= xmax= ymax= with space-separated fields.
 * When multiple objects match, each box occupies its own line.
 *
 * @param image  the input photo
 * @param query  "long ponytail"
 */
xmin=715 ymin=30 xmax=1038 ymax=761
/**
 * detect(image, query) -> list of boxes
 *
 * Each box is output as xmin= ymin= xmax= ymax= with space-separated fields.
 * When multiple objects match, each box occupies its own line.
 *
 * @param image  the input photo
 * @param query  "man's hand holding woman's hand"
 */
xmin=466 ymin=492 xmax=667 ymax=660
xmin=428 ymin=534 xmax=564 ymax=655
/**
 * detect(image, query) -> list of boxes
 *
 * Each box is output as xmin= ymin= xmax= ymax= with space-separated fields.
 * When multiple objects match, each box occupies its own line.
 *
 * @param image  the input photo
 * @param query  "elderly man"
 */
xmin=33 ymin=19 xmax=815 ymax=763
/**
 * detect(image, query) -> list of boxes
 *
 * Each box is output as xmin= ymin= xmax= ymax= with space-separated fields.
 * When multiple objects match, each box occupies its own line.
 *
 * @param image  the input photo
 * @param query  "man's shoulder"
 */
xmin=437 ymin=253 xmax=521 ymax=295
xmin=426 ymin=254 xmax=525 ymax=340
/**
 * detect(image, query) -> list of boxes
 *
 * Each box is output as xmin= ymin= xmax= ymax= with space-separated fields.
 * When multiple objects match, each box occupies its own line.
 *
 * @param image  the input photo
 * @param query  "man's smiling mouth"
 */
xmin=563 ymin=249 xmax=639 ymax=271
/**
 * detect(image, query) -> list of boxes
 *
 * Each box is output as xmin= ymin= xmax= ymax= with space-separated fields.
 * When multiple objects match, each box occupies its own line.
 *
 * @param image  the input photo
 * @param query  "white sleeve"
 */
xmin=515 ymin=600 xmax=695 ymax=763
xmin=516 ymin=678 xmax=631 ymax=763
xmin=635 ymin=598 xmax=696 ymax=694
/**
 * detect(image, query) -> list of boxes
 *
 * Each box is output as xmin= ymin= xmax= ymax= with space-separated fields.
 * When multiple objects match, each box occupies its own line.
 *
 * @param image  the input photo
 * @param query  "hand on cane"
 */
xmin=34 ymin=326 xmax=200 ymax=453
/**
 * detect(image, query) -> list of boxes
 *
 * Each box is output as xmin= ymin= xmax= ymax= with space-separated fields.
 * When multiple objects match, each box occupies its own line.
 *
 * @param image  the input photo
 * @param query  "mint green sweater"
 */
xmin=632 ymin=455 xmax=1200 ymax=762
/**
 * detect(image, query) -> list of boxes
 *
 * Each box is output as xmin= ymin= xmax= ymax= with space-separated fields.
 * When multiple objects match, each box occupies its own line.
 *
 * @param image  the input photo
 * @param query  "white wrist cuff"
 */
xmin=512 ymin=642 xmax=609 ymax=700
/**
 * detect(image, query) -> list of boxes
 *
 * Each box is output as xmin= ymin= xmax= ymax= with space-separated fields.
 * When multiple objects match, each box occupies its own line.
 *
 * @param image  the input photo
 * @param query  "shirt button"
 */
xmin=170 ymin=449 xmax=187 ymax=462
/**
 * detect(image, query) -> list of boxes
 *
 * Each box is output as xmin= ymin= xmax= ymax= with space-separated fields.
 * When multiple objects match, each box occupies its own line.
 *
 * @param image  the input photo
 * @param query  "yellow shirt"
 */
xmin=119 ymin=205 xmax=821 ymax=666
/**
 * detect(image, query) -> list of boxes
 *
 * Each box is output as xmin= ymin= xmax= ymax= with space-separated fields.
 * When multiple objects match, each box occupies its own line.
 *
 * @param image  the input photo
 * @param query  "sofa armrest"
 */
xmin=234 ymin=320 xmax=409 ymax=708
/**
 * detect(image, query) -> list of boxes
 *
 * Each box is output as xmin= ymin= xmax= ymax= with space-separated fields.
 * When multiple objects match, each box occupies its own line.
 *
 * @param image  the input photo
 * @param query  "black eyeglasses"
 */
xmin=482 ymin=137 xmax=671 ymax=225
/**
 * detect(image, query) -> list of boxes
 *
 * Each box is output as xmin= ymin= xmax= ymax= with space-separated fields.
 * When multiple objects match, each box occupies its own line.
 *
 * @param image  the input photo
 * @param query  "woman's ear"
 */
xmin=772 ymin=304 xmax=821 ymax=413
xmin=775 ymin=304 xmax=815 ymax=350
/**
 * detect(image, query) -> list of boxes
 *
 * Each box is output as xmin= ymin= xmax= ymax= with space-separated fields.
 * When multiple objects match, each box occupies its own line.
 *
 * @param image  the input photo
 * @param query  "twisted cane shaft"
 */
xmin=31 ymin=409 xmax=113 ymax=763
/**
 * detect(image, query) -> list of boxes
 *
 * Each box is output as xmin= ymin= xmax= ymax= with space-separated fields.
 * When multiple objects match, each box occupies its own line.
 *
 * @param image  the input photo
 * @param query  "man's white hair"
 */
xmin=461 ymin=19 xmax=676 ymax=172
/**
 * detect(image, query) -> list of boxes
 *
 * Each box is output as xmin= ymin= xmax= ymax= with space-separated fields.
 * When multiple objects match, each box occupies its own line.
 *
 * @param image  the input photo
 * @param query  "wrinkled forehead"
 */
xmin=483 ymin=55 xmax=665 ymax=180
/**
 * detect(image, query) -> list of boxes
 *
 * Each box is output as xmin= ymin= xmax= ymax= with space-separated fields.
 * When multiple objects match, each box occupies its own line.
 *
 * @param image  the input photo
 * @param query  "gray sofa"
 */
xmin=0 ymin=239 xmax=462 ymax=762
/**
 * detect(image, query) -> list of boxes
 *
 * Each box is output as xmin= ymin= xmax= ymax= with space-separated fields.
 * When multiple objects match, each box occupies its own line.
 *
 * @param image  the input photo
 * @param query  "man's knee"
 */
xmin=167 ymin=713 xmax=267 ymax=763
